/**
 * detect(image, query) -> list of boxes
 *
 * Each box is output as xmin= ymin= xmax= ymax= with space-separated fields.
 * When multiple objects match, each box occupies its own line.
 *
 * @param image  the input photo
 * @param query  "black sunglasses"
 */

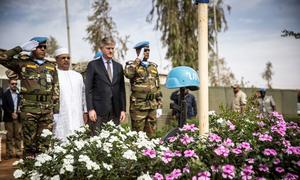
xmin=61 ymin=56 xmax=70 ymax=60
xmin=37 ymin=45 xmax=47 ymax=49
xmin=10 ymin=83 xmax=17 ymax=85
xmin=144 ymin=49 xmax=150 ymax=52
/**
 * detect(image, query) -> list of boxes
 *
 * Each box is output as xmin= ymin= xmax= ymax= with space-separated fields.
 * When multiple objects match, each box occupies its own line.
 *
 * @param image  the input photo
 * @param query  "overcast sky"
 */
xmin=0 ymin=0 xmax=299 ymax=89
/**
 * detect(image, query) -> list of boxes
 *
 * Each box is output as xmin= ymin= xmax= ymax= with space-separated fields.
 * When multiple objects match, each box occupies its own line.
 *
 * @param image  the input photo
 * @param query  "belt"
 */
xmin=22 ymin=94 xmax=50 ymax=102
xmin=132 ymin=92 xmax=156 ymax=100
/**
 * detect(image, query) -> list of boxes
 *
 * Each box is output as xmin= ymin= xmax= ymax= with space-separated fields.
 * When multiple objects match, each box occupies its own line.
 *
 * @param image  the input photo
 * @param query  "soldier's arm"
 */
xmin=124 ymin=58 xmax=140 ymax=79
xmin=52 ymin=67 xmax=60 ymax=114
xmin=0 ymin=46 xmax=23 ymax=72
xmin=155 ymin=70 xmax=163 ymax=109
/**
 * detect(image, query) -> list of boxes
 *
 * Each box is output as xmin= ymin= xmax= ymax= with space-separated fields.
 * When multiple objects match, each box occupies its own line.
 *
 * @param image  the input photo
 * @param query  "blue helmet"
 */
xmin=165 ymin=66 xmax=200 ymax=90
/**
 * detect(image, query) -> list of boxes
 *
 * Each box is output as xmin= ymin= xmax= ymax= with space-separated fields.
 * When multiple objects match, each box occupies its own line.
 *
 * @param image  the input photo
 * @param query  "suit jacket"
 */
xmin=2 ymin=89 xmax=20 ymax=122
xmin=86 ymin=57 xmax=126 ymax=118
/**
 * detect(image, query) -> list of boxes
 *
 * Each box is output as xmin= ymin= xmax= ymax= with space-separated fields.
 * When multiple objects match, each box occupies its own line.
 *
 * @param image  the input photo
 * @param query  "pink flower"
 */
xmin=284 ymin=173 xmax=299 ymax=180
xmin=143 ymin=149 xmax=156 ymax=158
xmin=226 ymin=121 xmax=236 ymax=131
xmin=174 ymin=150 xmax=182 ymax=157
xmin=168 ymin=136 xmax=177 ymax=143
xmin=273 ymin=158 xmax=281 ymax=165
xmin=223 ymin=138 xmax=234 ymax=147
xmin=297 ymin=160 xmax=300 ymax=167
xmin=263 ymin=148 xmax=277 ymax=156
xmin=256 ymin=114 xmax=264 ymax=119
xmin=162 ymin=150 xmax=174 ymax=164
xmin=181 ymin=124 xmax=198 ymax=132
xmin=184 ymin=150 xmax=198 ymax=158
xmin=180 ymin=134 xmax=194 ymax=145
xmin=197 ymin=171 xmax=211 ymax=180
xmin=275 ymin=167 xmax=285 ymax=173
xmin=170 ymin=169 xmax=182 ymax=179
xmin=286 ymin=146 xmax=300 ymax=155
xmin=222 ymin=164 xmax=235 ymax=179
xmin=257 ymin=121 xmax=265 ymax=127
xmin=240 ymin=142 xmax=252 ymax=151
xmin=232 ymin=147 xmax=242 ymax=155
xmin=208 ymin=133 xmax=222 ymax=143
xmin=258 ymin=134 xmax=273 ymax=142
xmin=183 ymin=166 xmax=190 ymax=173
xmin=258 ymin=164 xmax=269 ymax=172
xmin=283 ymin=140 xmax=291 ymax=147
xmin=214 ymin=145 xmax=230 ymax=157
xmin=211 ymin=165 xmax=219 ymax=173
xmin=154 ymin=173 xmax=164 ymax=180
xmin=271 ymin=120 xmax=287 ymax=137
xmin=246 ymin=158 xmax=255 ymax=164
xmin=240 ymin=165 xmax=254 ymax=180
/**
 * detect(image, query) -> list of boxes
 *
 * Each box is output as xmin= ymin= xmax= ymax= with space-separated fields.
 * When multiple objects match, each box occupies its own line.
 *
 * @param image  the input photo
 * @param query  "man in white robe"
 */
xmin=53 ymin=48 xmax=88 ymax=141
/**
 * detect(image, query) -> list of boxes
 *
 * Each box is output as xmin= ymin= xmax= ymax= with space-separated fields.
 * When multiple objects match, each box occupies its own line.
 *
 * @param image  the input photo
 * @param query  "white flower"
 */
xmin=53 ymin=146 xmax=66 ymax=154
xmin=123 ymin=150 xmax=137 ymax=161
xmin=119 ymin=133 xmax=127 ymax=141
xmin=109 ymin=135 xmax=120 ymax=143
xmin=127 ymin=131 xmax=138 ymax=137
xmin=87 ymin=175 xmax=93 ymax=179
xmin=107 ymin=120 xmax=116 ymax=126
xmin=30 ymin=170 xmax=41 ymax=180
xmin=103 ymin=142 xmax=113 ymax=154
xmin=103 ymin=162 xmax=113 ymax=170
xmin=99 ymin=130 xmax=110 ymax=139
xmin=12 ymin=159 xmax=24 ymax=166
xmin=65 ymin=164 xmax=74 ymax=172
xmin=34 ymin=153 xmax=52 ymax=166
xmin=137 ymin=172 xmax=152 ymax=180
xmin=74 ymin=140 xmax=86 ymax=150
xmin=41 ymin=129 xmax=52 ymax=137
xmin=76 ymin=126 xmax=86 ymax=133
xmin=50 ymin=175 xmax=60 ymax=180
xmin=13 ymin=169 xmax=25 ymax=178
xmin=208 ymin=111 xmax=216 ymax=116
xmin=216 ymin=118 xmax=226 ymax=124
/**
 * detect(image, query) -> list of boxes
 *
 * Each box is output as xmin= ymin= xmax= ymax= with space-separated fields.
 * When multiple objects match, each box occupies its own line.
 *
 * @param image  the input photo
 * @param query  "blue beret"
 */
xmin=30 ymin=37 xmax=48 ymax=44
xmin=134 ymin=41 xmax=150 ymax=49
xmin=94 ymin=51 xmax=103 ymax=59
xmin=259 ymin=88 xmax=266 ymax=92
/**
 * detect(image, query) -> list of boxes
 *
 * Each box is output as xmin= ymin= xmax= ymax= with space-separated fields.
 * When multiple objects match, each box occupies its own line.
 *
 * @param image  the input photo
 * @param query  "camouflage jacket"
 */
xmin=124 ymin=59 xmax=162 ymax=110
xmin=0 ymin=46 xmax=60 ymax=114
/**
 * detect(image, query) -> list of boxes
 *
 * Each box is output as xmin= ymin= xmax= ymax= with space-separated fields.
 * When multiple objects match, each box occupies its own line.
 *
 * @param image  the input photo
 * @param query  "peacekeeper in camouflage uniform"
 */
xmin=0 ymin=37 xmax=59 ymax=156
xmin=124 ymin=41 xmax=163 ymax=137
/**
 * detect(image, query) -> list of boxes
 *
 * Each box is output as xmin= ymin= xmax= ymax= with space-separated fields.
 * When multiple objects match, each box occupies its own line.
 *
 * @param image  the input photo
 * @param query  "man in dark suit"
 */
xmin=2 ymin=79 xmax=21 ymax=159
xmin=86 ymin=37 xmax=126 ymax=135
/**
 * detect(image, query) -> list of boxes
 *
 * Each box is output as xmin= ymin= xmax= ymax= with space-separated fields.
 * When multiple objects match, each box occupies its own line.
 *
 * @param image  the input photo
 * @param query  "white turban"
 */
xmin=54 ymin=48 xmax=69 ymax=57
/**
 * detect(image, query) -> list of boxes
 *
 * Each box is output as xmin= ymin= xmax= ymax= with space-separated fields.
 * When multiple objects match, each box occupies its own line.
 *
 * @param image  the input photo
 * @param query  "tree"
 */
xmin=85 ymin=0 xmax=129 ymax=61
xmin=262 ymin=61 xmax=274 ymax=89
xmin=46 ymin=36 xmax=59 ymax=58
xmin=281 ymin=29 xmax=300 ymax=39
xmin=147 ymin=0 xmax=233 ymax=86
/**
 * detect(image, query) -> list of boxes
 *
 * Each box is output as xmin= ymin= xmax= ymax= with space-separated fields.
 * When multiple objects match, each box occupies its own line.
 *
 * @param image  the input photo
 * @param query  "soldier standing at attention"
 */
xmin=0 ymin=37 xmax=59 ymax=157
xmin=124 ymin=41 xmax=163 ymax=137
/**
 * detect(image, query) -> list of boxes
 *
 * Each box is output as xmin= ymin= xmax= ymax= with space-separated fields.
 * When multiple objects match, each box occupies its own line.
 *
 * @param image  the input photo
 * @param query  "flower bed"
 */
xmin=14 ymin=111 xmax=300 ymax=180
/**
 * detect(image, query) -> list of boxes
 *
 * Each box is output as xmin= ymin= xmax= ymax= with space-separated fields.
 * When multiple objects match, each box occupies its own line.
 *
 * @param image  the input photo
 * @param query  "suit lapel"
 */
xmin=112 ymin=60 xmax=118 ymax=84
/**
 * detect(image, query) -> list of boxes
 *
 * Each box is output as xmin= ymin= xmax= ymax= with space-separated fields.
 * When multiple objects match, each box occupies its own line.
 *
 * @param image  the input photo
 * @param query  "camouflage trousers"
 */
xmin=5 ymin=119 xmax=22 ymax=158
xmin=130 ymin=109 xmax=157 ymax=138
xmin=21 ymin=112 xmax=53 ymax=156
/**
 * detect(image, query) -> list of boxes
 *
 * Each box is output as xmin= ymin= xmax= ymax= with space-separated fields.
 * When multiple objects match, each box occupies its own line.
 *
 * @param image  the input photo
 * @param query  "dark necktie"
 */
xmin=106 ymin=60 xmax=113 ymax=82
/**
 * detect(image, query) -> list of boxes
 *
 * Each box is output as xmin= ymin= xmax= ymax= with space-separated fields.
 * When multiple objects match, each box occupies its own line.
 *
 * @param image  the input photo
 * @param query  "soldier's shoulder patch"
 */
xmin=126 ymin=60 xmax=135 ymax=65
xmin=149 ymin=62 xmax=158 ymax=67
xmin=45 ymin=66 xmax=55 ymax=71
xmin=26 ymin=64 xmax=37 ymax=69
